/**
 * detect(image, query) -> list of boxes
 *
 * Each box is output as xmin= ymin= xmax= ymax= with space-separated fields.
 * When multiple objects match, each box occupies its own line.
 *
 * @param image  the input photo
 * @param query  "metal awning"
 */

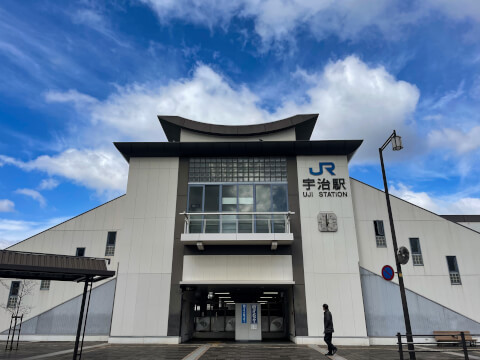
xmin=0 ymin=250 xmax=115 ymax=282
xmin=0 ymin=250 xmax=115 ymax=359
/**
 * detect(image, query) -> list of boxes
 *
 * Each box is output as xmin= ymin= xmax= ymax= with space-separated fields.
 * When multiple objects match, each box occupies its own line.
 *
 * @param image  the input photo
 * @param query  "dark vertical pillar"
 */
xmin=73 ymin=279 xmax=89 ymax=360
xmin=167 ymin=157 xmax=189 ymax=337
xmin=287 ymin=157 xmax=308 ymax=337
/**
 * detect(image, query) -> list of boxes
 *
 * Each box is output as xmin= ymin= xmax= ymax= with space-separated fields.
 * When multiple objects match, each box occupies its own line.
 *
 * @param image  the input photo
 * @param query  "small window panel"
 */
xmin=105 ymin=232 xmax=116 ymax=256
xmin=7 ymin=281 xmax=20 ymax=308
xmin=409 ymin=238 xmax=423 ymax=266
xmin=374 ymin=220 xmax=386 ymax=247
xmin=446 ymin=256 xmax=461 ymax=285
xmin=76 ymin=248 xmax=85 ymax=257
xmin=40 ymin=280 xmax=51 ymax=290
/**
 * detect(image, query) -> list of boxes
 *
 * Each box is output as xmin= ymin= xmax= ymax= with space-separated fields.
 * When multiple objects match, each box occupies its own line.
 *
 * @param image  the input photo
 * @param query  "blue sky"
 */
xmin=1 ymin=0 xmax=480 ymax=248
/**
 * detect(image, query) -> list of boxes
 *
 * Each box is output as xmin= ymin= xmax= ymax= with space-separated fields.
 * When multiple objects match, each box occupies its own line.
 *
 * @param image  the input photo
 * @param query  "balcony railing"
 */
xmin=181 ymin=212 xmax=294 ymax=234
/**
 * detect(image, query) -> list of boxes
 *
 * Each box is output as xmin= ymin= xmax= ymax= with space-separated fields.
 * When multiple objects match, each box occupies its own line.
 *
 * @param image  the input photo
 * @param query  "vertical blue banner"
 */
xmin=251 ymin=304 xmax=257 ymax=325
xmin=241 ymin=304 xmax=247 ymax=323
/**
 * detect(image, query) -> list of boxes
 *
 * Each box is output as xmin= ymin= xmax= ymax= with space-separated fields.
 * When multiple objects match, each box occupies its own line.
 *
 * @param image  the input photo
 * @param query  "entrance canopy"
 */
xmin=0 ymin=250 xmax=115 ymax=282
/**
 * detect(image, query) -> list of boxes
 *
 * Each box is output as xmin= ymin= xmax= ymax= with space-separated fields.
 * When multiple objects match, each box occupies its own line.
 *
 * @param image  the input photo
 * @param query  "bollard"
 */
xmin=397 ymin=333 xmax=404 ymax=360
xmin=460 ymin=332 xmax=469 ymax=360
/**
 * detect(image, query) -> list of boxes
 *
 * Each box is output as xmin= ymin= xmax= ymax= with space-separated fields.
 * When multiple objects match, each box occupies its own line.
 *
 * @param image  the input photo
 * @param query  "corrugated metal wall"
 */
xmin=2 ymin=279 xmax=115 ymax=335
xmin=360 ymin=268 xmax=480 ymax=336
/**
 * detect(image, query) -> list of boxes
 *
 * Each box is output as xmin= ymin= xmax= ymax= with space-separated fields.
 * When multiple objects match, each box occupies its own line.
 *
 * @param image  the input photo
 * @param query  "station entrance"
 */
xmin=179 ymin=285 xmax=294 ymax=342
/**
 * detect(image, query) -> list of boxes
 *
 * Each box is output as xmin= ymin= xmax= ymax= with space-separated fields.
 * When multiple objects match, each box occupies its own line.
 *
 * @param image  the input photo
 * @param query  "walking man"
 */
xmin=323 ymin=304 xmax=337 ymax=356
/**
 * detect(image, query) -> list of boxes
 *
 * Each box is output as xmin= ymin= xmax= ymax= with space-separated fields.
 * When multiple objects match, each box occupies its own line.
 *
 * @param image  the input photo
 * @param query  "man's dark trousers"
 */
xmin=324 ymin=332 xmax=334 ymax=354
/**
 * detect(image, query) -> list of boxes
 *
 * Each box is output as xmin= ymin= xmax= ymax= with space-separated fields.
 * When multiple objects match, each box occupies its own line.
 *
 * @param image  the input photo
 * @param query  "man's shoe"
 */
xmin=326 ymin=352 xmax=333 ymax=356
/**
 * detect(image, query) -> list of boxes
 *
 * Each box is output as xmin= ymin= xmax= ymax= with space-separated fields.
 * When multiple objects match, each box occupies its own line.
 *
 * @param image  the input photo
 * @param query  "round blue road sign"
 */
xmin=382 ymin=265 xmax=395 ymax=281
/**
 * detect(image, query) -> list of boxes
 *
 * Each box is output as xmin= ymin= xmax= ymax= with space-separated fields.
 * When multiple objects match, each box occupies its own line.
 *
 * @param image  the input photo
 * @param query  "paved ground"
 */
xmin=0 ymin=341 xmax=479 ymax=360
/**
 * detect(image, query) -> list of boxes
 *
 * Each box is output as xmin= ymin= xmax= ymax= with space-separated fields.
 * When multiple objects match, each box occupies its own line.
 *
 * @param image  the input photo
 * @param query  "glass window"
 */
xmin=40 ymin=280 xmax=50 ymax=290
xmin=255 ymin=185 xmax=271 ymax=212
xmin=238 ymin=185 xmax=253 ymax=233
xmin=374 ymin=220 xmax=386 ymax=248
xmin=188 ymin=186 xmax=204 ymax=213
xmin=204 ymin=185 xmax=220 ymax=233
xmin=272 ymin=185 xmax=287 ymax=212
xmin=222 ymin=185 xmax=237 ymax=233
xmin=8 ymin=281 xmax=20 ymax=308
xmin=204 ymin=185 xmax=220 ymax=212
xmin=409 ymin=238 xmax=423 ymax=266
xmin=255 ymin=185 xmax=272 ymax=233
xmin=188 ymin=157 xmax=287 ymax=182
xmin=105 ymin=231 xmax=116 ymax=256
xmin=221 ymin=185 xmax=237 ymax=212
xmin=186 ymin=183 xmax=289 ymax=234
xmin=446 ymin=256 xmax=461 ymax=285
xmin=76 ymin=248 xmax=85 ymax=257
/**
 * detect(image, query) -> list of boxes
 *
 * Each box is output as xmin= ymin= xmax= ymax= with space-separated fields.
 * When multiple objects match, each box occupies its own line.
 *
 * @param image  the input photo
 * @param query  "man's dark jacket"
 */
xmin=324 ymin=310 xmax=334 ymax=333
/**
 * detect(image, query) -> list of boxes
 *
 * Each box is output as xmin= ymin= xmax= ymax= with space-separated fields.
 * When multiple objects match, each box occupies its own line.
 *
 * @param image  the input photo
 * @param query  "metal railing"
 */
xmin=397 ymin=332 xmax=479 ymax=360
xmin=181 ymin=212 xmax=294 ymax=234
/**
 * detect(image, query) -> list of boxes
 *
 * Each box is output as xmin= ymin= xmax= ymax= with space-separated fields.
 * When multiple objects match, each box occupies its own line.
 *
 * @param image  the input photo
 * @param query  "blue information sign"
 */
xmin=241 ymin=304 xmax=247 ymax=323
xmin=382 ymin=265 xmax=395 ymax=281
xmin=251 ymin=304 xmax=258 ymax=325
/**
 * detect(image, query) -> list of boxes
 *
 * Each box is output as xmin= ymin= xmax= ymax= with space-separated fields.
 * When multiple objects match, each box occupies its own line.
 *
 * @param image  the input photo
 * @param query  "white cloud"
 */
xmin=0 ymin=200 xmax=15 ymax=212
xmin=1 ymin=148 xmax=127 ymax=196
xmin=140 ymin=0 xmax=480 ymax=45
xmin=390 ymin=182 xmax=480 ymax=215
xmin=38 ymin=178 xmax=59 ymax=190
xmin=70 ymin=8 xmax=130 ymax=47
xmin=3 ymin=57 xmax=419 ymax=196
xmin=0 ymin=217 xmax=69 ymax=249
xmin=428 ymin=126 xmax=480 ymax=154
xmin=15 ymin=189 xmax=46 ymax=208
xmin=390 ymin=183 xmax=441 ymax=213
xmin=274 ymin=56 xmax=420 ymax=161
xmin=46 ymin=57 xmax=419 ymax=164
xmin=47 ymin=64 xmax=272 ymax=145
xmin=45 ymin=89 xmax=98 ymax=108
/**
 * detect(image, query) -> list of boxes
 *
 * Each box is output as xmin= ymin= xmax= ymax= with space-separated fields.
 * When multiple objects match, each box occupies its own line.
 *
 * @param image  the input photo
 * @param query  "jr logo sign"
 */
xmin=309 ymin=162 xmax=335 ymax=176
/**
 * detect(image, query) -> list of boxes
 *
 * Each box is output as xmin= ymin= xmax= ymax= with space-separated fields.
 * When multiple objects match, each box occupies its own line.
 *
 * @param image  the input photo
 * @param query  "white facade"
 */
xmin=1 ymin=114 xmax=479 ymax=344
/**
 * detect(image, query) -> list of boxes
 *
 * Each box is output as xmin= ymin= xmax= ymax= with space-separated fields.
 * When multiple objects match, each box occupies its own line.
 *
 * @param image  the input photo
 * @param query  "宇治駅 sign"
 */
xmin=303 ymin=162 xmax=348 ymax=198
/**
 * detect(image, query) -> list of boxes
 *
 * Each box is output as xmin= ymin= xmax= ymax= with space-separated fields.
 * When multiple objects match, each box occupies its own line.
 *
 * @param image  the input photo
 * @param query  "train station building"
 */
xmin=1 ymin=114 xmax=479 ymax=345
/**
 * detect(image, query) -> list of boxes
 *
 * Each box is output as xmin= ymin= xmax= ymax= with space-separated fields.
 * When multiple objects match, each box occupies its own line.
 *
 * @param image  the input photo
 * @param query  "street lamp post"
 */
xmin=379 ymin=130 xmax=416 ymax=360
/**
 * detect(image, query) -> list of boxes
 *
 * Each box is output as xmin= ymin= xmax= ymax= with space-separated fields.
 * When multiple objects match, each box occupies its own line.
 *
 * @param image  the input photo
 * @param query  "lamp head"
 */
xmin=392 ymin=134 xmax=403 ymax=151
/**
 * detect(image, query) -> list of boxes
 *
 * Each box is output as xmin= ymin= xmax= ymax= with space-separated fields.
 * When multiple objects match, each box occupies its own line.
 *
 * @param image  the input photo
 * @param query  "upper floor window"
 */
xmin=7 ymin=281 xmax=20 ymax=308
xmin=187 ymin=183 xmax=288 ymax=233
xmin=446 ymin=256 xmax=461 ymax=285
xmin=409 ymin=238 xmax=423 ymax=266
xmin=76 ymin=247 xmax=85 ymax=257
xmin=105 ymin=232 xmax=116 ymax=256
xmin=373 ymin=220 xmax=386 ymax=247
xmin=188 ymin=157 xmax=287 ymax=183
xmin=40 ymin=280 xmax=50 ymax=290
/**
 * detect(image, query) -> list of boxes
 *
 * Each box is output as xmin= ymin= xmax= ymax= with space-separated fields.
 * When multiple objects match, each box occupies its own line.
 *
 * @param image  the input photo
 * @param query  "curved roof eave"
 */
xmin=158 ymin=114 xmax=319 ymax=141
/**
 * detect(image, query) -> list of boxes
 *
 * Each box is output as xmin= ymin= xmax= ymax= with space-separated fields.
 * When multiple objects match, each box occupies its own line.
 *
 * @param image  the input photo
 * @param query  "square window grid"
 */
xmin=188 ymin=157 xmax=287 ymax=183
xmin=412 ymin=254 xmax=423 ymax=266
xmin=449 ymin=272 xmax=461 ymax=285
xmin=7 ymin=296 xmax=17 ymax=308
xmin=105 ymin=245 xmax=115 ymax=256
xmin=40 ymin=280 xmax=50 ymax=290
xmin=376 ymin=235 xmax=386 ymax=247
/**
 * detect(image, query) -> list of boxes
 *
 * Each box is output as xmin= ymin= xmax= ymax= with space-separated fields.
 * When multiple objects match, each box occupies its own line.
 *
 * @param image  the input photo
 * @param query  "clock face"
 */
xmin=317 ymin=212 xmax=338 ymax=232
